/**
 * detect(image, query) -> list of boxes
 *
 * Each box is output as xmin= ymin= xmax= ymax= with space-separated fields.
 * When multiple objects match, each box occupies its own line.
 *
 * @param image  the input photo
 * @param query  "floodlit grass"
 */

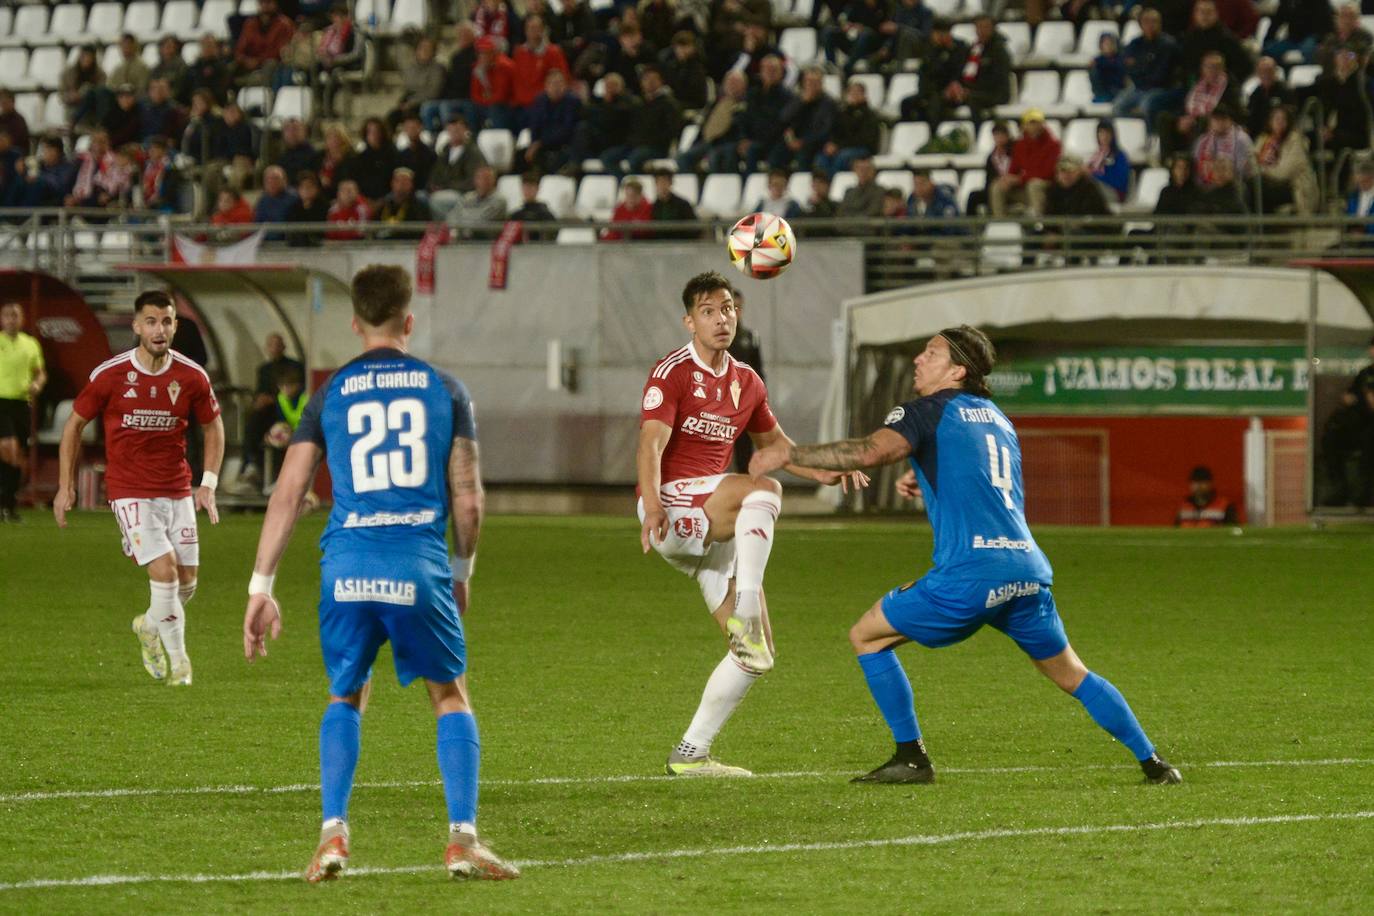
xmin=1 ymin=512 xmax=1371 ymax=912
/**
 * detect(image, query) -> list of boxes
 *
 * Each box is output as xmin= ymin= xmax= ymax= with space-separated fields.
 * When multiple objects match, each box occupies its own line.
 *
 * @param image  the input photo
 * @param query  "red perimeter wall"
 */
xmin=1011 ymin=415 xmax=1307 ymax=526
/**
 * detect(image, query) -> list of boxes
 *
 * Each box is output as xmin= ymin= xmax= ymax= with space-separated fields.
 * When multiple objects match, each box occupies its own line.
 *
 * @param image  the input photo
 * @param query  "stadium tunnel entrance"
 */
xmin=830 ymin=267 xmax=1374 ymax=527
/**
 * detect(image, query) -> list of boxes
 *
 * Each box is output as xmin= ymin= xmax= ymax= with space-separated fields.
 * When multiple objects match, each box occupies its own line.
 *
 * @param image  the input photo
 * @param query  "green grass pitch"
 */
xmin=1 ymin=511 xmax=1372 ymax=912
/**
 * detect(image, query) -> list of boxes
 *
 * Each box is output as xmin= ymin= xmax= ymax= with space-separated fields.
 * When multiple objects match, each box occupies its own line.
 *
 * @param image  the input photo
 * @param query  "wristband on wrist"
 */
xmin=200 ymin=471 xmax=219 ymax=491
xmin=248 ymin=571 xmax=276 ymax=597
xmin=450 ymin=553 xmax=475 ymax=583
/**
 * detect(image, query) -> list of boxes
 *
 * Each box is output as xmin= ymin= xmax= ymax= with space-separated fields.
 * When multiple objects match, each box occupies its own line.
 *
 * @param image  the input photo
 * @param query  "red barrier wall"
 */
xmin=1012 ymin=415 xmax=1307 ymax=526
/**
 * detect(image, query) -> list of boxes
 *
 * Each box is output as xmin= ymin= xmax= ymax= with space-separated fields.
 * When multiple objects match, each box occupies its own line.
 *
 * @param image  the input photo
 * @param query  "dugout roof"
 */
xmin=120 ymin=264 xmax=355 ymax=391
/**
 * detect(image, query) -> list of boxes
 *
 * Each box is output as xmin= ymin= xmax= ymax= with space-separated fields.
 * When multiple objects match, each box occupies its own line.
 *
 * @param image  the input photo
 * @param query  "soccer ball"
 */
xmin=727 ymin=213 xmax=796 ymax=279
xmin=265 ymin=421 xmax=293 ymax=449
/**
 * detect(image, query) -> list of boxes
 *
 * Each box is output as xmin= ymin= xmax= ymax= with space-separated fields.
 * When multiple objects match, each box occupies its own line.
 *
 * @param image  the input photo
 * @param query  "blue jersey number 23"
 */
xmin=348 ymin=398 xmax=428 ymax=492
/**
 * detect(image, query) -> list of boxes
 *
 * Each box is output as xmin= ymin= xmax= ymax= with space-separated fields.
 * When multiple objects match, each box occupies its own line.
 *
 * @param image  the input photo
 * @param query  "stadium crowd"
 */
xmin=1 ymin=0 xmax=1374 ymax=237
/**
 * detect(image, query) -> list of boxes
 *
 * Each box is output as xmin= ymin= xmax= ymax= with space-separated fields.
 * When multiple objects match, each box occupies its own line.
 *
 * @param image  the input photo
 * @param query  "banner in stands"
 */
xmin=988 ymin=346 xmax=1369 ymax=412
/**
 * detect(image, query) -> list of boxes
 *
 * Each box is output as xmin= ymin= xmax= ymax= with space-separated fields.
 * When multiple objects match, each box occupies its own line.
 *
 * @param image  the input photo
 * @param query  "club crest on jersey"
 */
xmin=730 ymin=379 xmax=741 ymax=408
xmin=885 ymin=406 xmax=906 ymax=424
xmin=674 ymin=517 xmax=704 ymax=540
xmin=692 ymin=370 xmax=704 ymax=383
xmin=126 ymin=370 xmax=138 ymax=383
xmin=167 ymin=380 xmax=181 ymax=405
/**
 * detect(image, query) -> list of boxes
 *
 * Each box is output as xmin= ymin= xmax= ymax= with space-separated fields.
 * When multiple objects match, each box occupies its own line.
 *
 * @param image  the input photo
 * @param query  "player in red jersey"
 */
xmin=53 ymin=291 xmax=225 ymax=686
xmin=639 ymin=271 xmax=867 ymax=777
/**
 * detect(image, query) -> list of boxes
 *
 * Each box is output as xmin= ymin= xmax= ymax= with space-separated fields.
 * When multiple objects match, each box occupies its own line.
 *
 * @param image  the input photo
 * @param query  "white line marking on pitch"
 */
xmin=0 ymin=757 xmax=1369 ymax=804
xmin=1 ymin=810 xmax=1370 ymax=891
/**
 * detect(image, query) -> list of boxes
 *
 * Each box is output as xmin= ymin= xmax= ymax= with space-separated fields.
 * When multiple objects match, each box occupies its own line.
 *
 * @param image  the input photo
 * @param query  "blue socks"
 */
xmin=1073 ymin=671 xmax=1154 ymax=761
xmin=319 ymin=701 xmax=362 ymax=822
xmin=436 ymin=712 xmax=480 ymax=825
xmin=857 ymin=650 xmax=921 ymax=744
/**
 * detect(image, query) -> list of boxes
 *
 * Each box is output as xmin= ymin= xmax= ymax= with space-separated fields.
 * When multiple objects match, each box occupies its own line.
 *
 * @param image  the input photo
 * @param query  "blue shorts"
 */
xmin=880 ymin=575 xmax=1068 ymax=661
xmin=318 ymin=551 xmax=466 ymax=697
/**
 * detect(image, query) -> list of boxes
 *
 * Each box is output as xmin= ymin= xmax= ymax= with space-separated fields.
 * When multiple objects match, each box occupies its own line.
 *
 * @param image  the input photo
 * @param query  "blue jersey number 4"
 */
xmin=348 ymin=398 xmax=428 ymax=492
xmin=985 ymin=434 xmax=1014 ymax=510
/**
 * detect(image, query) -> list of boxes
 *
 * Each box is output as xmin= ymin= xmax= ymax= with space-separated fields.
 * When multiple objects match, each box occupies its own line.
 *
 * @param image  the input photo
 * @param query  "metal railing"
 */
xmin=5 ymin=209 xmax=1374 ymax=296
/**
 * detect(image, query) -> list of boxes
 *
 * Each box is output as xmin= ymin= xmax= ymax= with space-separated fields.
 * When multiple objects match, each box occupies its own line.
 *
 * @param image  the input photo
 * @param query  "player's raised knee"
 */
xmin=748 ymin=475 xmax=783 ymax=499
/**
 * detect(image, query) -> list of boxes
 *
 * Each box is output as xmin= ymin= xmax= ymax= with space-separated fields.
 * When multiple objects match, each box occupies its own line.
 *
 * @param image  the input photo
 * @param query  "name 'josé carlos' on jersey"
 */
xmin=883 ymin=388 xmax=1053 ymax=585
xmin=292 ymin=348 xmax=477 ymax=561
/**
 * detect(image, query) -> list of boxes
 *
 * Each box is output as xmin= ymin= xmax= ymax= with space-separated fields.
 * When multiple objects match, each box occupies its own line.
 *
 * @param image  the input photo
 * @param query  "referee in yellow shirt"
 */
xmin=0 ymin=302 xmax=46 ymax=522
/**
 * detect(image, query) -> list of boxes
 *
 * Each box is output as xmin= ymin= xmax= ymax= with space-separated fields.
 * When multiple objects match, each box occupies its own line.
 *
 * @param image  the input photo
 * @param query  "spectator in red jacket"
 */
xmin=326 ymin=179 xmax=371 ymax=240
xmin=459 ymin=37 xmax=516 ymax=132
xmin=212 ymin=188 xmax=254 ymax=226
xmin=235 ymin=0 xmax=295 ymax=86
xmin=601 ymin=177 xmax=654 ymax=240
xmin=1210 ymin=0 xmax=1261 ymax=41
xmin=511 ymin=15 xmax=570 ymax=113
xmin=474 ymin=0 xmax=519 ymax=53
xmin=990 ymin=108 xmax=1061 ymax=217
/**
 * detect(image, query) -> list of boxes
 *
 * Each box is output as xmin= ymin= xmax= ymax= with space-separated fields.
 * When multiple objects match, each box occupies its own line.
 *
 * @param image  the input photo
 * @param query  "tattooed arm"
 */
xmin=749 ymin=428 xmax=911 ymax=477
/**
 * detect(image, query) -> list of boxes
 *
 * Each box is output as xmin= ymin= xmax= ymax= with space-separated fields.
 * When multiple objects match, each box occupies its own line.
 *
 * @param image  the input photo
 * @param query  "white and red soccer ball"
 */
xmin=727 ymin=213 xmax=796 ymax=280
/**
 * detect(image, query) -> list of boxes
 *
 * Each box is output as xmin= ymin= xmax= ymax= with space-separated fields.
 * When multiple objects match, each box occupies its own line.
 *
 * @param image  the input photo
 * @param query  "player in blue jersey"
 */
xmin=241 ymin=265 xmax=520 ymax=882
xmin=751 ymin=325 xmax=1181 ymax=786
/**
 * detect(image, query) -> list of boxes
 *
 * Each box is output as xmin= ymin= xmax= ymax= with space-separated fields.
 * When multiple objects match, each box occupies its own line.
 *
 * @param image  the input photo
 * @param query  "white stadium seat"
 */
xmin=1115 ymin=117 xmax=1149 ymax=164
xmin=981 ymin=221 xmax=1023 ymax=270
xmin=390 ymin=0 xmax=429 ymax=31
xmin=161 ymin=2 xmax=201 ymax=39
xmin=476 ymin=129 xmax=514 ymax=172
xmin=12 ymin=93 xmax=42 ymax=131
xmin=822 ymin=73 xmax=842 ymax=100
xmin=357 ymin=0 xmax=392 ymax=31
xmin=0 ymin=49 xmax=33 ymax=92
xmin=539 ymin=174 xmax=577 ymax=218
xmin=1071 ymin=20 xmax=1120 ymax=66
xmin=197 ymin=0 xmax=236 ymax=38
xmin=123 ymin=2 xmax=163 ymax=41
xmin=271 ymin=86 xmax=313 ymax=122
xmin=677 ymin=124 xmax=699 ymax=155
xmin=0 ymin=8 xmax=11 ymax=41
xmin=496 ymin=174 xmax=524 ymax=214
xmin=779 ymin=28 xmax=817 ymax=65
xmin=958 ymin=168 xmax=986 ymax=213
xmin=1000 ymin=22 xmax=1033 ymax=64
xmin=883 ymin=73 xmax=919 ymax=120
xmin=556 ymin=227 xmax=596 ymax=244
xmin=141 ymin=44 xmax=161 ymax=69
xmin=574 ymin=174 xmax=618 ymax=220
xmin=100 ymin=44 xmax=123 ymax=77
xmin=787 ymin=171 xmax=812 ymax=203
xmin=671 ymin=173 xmax=700 ymax=205
xmin=997 ymin=70 xmax=1061 ymax=118
xmin=28 ymin=47 xmax=65 ymax=91
xmin=697 ymin=173 xmax=742 ymax=218
xmin=951 ymin=23 xmax=976 ymax=47
xmin=83 ymin=3 xmax=125 ymax=43
xmin=1287 ymin=64 xmax=1321 ymax=89
xmin=1129 ymin=167 xmax=1170 ymax=212
xmin=878 ymin=169 xmax=913 ymax=199
xmin=1062 ymin=118 xmax=1099 ymax=161
xmin=877 ymin=121 xmax=931 ymax=169
xmin=741 ymin=172 xmax=769 ymax=213
xmin=1030 ymin=21 xmax=1076 ymax=65
xmin=1121 ymin=19 xmax=1143 ymax=45
xmin=910 ymin=120 xmax=974 ymax=168
xmin=926 ymin=0 xmax=961 ymax=14
xmin=1062 ymin=70 xmax=1111 ymax=117
xmin=41 ymin=93 xmax=65 ymax=131
xmin=182 ymin=43 xmax=200 ymax=66
xmin=828 ymin=170 xmax=857 ymax=202
xmin=239 ymin=0 xmax=261 ymax=16
xmin=6 ymin=5 xmax=50 ymax=46
xmin=50 ymin=5 xmax=88 ymax=42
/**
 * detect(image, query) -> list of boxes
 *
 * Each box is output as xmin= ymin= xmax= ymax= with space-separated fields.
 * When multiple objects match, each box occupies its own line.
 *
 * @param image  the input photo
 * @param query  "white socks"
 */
xmin=679 ymin=654 xmax=762 ymax=758
xmin=148 ymin=580 xmax=188 ymax=668
xmin=733 ymin=490 xmax=781 ymax=620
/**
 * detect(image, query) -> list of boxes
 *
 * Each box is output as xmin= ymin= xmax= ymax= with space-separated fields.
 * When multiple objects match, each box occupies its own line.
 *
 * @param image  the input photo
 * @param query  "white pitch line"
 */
xmin=1 ymin=757 xmax=1370 ymax=804
xmin=1 ymin=810 xmax=1370 ymax=892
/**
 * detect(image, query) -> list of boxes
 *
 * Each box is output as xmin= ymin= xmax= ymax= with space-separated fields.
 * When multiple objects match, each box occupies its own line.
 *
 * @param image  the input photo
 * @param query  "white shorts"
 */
xmin=637 ymin=474 xmax=736 ymax=612
xmin=110 ymin=497 xmax=200 ymax=568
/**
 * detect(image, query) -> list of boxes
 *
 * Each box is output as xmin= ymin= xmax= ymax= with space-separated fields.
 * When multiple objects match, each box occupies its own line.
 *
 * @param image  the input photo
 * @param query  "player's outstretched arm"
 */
xmin=750 ymin=428 xmax=912 ymax=478
xmin=243 ymin=441 xmax=323 ymax=661
xmin=448 ymin=436 xmax=484 ymax=615
xmin=749 ymin=426 xmax=871 ymax=492
xmin=637 ymin=420 xmax=672 ymax=552
xmin=195 ymin=415 xmax=226 ymax=524
xmin=52 ymin=410 xmax=91 ymax=528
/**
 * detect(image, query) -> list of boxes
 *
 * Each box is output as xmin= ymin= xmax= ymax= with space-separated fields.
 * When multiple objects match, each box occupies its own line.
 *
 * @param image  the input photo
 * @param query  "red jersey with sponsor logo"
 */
xmin=640 ymin=343 xmax=777 ymax=485
xmin=73 ymin=349 xmax=221 ymax=500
